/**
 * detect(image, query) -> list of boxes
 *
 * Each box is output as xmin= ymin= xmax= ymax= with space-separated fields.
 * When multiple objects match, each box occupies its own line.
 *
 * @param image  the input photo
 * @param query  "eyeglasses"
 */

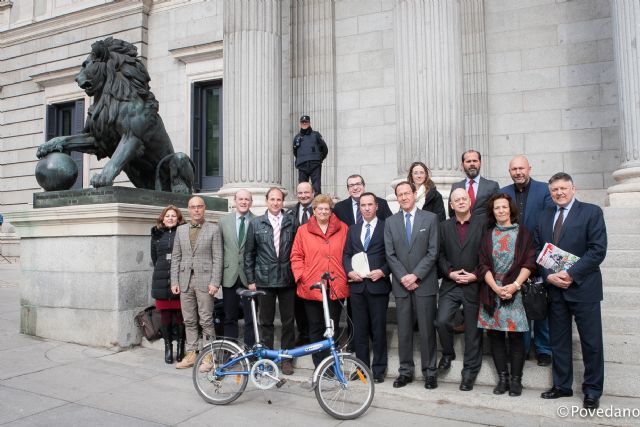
xmin=347 ymin=182 xmax=364 ymax=189
xmin=300 ymin=120 xmax=309 ymax=124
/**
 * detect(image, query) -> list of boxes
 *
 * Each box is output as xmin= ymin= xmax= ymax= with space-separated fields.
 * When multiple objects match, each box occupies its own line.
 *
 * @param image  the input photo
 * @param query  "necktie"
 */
xmin=363 ymin=223 xmax=371 ymax=251
xmin=405 ymin=212 xmax=412 ymax=245
xmin=355 ymin=201 xmax=363 ymax=224
xmin=238 ymin=216 xmax=245 ymax=244
xmin=272 ymin=217 xmax=280 ymax=257
xmin=468 ymin=179 xmax=476 ymax=210
xmin=553 ymin=207 xmax=564 ymax=245
xmin=301 ymin=206 xmax=310 ymax=225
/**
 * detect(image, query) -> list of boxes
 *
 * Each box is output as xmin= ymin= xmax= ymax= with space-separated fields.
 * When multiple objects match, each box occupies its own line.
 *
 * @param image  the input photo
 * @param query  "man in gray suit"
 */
xmin=385 ymin=181 xmax=439 ymax=389
xmin=171 ymin=196 xmax=223 ymax=369
xmin=449 ymin=150 xmax=499 ymax=220
xmin=219 ymin=189 xmax=256 ymax=347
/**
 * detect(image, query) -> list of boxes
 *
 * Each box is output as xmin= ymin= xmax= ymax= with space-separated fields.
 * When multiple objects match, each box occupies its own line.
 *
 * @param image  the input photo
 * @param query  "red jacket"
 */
xmin=291 ymin=213 xmax=348 ymax=301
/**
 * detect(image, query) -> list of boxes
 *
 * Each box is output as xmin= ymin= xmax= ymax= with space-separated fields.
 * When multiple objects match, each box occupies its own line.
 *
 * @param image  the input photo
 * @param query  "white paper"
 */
xmin=351 ymin=252 xmax=370 ymax=277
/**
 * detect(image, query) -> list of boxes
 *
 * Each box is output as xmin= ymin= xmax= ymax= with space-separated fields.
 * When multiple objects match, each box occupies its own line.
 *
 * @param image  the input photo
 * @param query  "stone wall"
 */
xmin=0 ymin=0 xmax=623 ymax=212
xmin=484 ymin=0 xmax=619 ymax=203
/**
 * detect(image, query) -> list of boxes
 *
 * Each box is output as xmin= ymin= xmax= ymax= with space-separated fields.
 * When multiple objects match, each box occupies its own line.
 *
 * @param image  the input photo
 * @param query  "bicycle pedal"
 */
xmin=275 ymin=379 xmax=287 ymax=388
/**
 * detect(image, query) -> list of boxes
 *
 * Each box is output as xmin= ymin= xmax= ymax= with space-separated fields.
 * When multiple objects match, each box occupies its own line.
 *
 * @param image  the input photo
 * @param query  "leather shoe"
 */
xmin=424 ymin=375 xmax=438 ymax=389
xmin=583 ymin=394 xmax=600 ymax=409
xmin=459 ymin=377 xmax=475 ymax=391
xmin=541 ymin=386 xmax=573 ymax=399
xmin=373 ymin=375 xmax=385 ymax=384
xmin=437 ymin=355 xmax=454 ymax=371
xmin=537 ymin=353 xmax=552 ymax=367
xmin=393 ymin=375 xmax=413 ymax=388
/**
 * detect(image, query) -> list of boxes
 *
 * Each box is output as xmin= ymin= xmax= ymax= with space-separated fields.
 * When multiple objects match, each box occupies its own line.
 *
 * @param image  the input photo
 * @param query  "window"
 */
xmin=45 ymin=100 xmax=84 ymax=189
xmin=191 ymin=81 xmax=223 ymax=192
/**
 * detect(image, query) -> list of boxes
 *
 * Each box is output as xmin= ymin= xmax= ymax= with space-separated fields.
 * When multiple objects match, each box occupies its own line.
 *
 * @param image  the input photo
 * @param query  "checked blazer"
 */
xmin=170 ymin=221 xmax=223 ymax=292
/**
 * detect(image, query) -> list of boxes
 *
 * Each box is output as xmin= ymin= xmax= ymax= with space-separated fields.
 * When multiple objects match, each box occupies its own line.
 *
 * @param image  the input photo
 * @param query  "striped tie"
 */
xmin=363 ymin=223 xmax=371 ymax=251
xmin=272 ymin=216 xmax=280 ymax=257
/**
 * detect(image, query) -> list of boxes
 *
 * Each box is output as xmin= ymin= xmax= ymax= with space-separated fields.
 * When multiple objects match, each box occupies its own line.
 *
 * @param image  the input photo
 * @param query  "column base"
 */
xmin=607 ymin=166 xmax=640 ymax=207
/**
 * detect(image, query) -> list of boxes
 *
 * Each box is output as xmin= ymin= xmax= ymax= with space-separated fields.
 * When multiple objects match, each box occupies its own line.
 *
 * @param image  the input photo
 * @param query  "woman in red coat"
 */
xmin=291 ymin=193 xmax=348 ymax=366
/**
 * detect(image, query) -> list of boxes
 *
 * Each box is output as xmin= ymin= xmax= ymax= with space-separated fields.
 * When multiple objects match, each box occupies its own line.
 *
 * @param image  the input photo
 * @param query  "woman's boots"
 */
xmin=493 ymin=371 xmax=510 ymax=395
xmin=160 ymin=324 xmax=173 ymax=364
xmin=175 ymin=323 xmax=186 ymax=363
xmin=509 ymin=376 xmax=523 ymax=396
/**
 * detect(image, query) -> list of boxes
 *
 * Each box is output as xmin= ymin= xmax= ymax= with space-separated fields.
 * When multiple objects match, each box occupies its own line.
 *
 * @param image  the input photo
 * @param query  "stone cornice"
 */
xmin=0 ymin=1 xmax=13 ymax=12
xmin=169 ymin=40 xmax=223 ymax=64
xmin=30 ymin=66 xmax=81 ymax=88
xmin=5 ymin=203 xmax=224 ymax=238
xmin=0 ymin=1 xmax=148 ymax=48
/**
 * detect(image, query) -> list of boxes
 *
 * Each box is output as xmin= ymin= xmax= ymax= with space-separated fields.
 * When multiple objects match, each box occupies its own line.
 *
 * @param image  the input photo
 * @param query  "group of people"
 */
xmin=149 ymin=147 xmax=607 ymax=410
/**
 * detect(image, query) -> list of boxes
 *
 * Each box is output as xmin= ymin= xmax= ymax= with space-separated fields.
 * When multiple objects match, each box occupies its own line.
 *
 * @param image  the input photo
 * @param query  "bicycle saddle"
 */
xmin=236 ymin=288 xmax=267 ymax=298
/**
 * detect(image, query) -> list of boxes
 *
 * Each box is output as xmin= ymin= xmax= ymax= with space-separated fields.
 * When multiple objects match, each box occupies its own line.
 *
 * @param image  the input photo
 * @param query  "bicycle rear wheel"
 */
xmin=193 ymin=341 xmax=249 ymax=405
xmin=314 ymin=354 xmax=375 ymax=420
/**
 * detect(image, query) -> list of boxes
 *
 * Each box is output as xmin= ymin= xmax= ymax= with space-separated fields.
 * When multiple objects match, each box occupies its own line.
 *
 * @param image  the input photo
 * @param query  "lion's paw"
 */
xmin=36 ymin=138 xmax=66 ymax=159
xmin=90 ymin=172 xmax=114 ymax=188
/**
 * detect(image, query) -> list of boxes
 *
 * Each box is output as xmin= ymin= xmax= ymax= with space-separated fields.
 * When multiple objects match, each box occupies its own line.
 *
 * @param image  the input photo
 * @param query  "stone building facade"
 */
xmin=2 ymin=0 xmax=638 ymax=214
xmin=2 ymin=0 xmax=640 ymax=399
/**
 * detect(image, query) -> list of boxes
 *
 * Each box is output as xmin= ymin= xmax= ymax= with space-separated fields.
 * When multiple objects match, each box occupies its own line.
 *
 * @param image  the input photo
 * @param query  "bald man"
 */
xmin=171 ymin=196 xmax=223 ymax=369
xmin=501 ymin=155 xmax=554 ymax=366
xmin=436 ymin=188 xmax=485 ymax=391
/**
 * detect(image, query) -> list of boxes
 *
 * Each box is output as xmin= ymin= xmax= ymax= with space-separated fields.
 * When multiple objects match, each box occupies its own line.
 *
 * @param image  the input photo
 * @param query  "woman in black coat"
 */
xmin=151 ymin=205 xmax=186 ymax=364
xmin=407 ymin=161 xmax=446 ymax=221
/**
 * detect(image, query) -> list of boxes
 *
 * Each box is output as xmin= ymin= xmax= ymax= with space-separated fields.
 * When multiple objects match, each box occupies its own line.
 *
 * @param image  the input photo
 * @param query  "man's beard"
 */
xmin=465 ymin=167 xmax=479 ymax=179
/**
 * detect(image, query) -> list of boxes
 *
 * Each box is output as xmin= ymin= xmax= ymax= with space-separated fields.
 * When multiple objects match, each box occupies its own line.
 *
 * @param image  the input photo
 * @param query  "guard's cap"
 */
xmin=299 ymin=115 xmax=310 ymax=122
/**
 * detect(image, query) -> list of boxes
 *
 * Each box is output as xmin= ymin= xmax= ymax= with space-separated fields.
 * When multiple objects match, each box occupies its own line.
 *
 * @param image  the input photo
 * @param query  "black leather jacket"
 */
xmin=243 ymin=211 xmax=297 ymax=288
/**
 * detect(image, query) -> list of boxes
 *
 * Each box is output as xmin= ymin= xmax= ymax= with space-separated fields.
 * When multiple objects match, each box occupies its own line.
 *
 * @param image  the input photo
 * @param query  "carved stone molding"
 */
xmin=169 ymin=40 xmax=223 ymax=64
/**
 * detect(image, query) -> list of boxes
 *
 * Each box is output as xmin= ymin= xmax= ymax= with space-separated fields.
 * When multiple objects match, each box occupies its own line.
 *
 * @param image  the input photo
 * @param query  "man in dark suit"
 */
xmin=343 ymin=192 xmax=391 ymax=384
xmin=334 ymin=174 xmax=393 ymax=226
xmin=435 ymin=188 xmax=484 ymax=391
xmin=449 ymin=150 xmax=499 ymax=220
xmin=291 ymin=181 xmax=314 ymax=346
xmin=536 ymin=173 xmax=607 ymax=410
xmin=502 ymin=155 xmax=554 ymax=366
xmin=385 ymin=181 xmax=439 ymax=390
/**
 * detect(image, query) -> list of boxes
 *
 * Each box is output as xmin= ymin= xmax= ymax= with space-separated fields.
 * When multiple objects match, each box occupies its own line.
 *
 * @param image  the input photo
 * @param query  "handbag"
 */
xmin=134 ymin=306 xmax=162 ymax=341
xmin=521 ymin=277 xmax=548 ymax=320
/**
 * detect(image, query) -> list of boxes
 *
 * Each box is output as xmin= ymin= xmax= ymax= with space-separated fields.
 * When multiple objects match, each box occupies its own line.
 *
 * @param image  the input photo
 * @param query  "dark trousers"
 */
xmin=396 ymin=294 xmax=437 ymax=378
xmin=305 ymin=298 xmax=344 ymax=366
xmin=222 ymin=280 xmax=256 ymax=347
xmin=435 ymin=287 xmax=482 ymax=378
xmin=524 ymin=317 xmax=552 ymax=356
xmin=488 ymin=330 xmax=524 ymax=377
xmin=294 ymin=293 xmax=310 ymax=344
xmin=298 ymin=164 xmax=322 ymax=195
xmin=549 ymin=299 xmax=604 ymax=397
xmin=258 ymin=287 xmax=296 ymax=350
xmin=351 ymin=288 xmax=389 ymax=377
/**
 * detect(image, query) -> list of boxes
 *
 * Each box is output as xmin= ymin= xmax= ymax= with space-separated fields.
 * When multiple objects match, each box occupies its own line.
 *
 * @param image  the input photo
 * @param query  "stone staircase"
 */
xmin=142 ymin=206 xmax=640 ymax=407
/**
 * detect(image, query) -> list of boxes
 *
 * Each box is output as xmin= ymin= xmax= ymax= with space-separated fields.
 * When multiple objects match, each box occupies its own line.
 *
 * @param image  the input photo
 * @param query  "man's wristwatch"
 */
xmin=513 ymin=280 xmax=521 ymax=290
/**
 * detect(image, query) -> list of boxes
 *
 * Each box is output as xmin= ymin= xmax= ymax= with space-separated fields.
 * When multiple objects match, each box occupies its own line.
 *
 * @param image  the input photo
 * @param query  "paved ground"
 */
xmin=1 ymin=263 xmax=638 ymax=426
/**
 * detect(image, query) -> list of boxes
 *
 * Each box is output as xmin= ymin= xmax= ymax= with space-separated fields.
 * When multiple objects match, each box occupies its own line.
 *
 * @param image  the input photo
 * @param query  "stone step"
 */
xmin=602 ymin=309 xmax=640 ymax=335
xmin=602 ymin=267 xmax=640 ymax=285
xmin=292 ymin=350 xmax=640 ymax=398
xmin=601 ymin=250 xmax=640 ymax=268
xmin=280 ymin=368 xmax=640 ymax=427
xmin=603 ymin=286 xmax=640 ymax=308
xmin=607 ymin=234 xmax=640 ymax=250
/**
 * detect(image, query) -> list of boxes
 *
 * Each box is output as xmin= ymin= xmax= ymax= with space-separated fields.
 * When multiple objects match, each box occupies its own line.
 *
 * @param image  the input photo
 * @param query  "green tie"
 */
xmin=238 ymin=216 xmax=246 ymax=244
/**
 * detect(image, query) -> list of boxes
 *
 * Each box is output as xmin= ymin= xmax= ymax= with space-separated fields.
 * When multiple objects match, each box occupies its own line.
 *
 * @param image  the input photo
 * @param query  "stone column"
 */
xmin=461 ymin=0 xmax=489 ymax=169
xmin=609 ymin=0 xmax=640 ymax=207
xmin=218 ymin=0 xmax=282 ymax=204
xmin=289 ymin=0 xmax=337 ymax=196
xmin=393 ymin=0 xmax=464 ymax=187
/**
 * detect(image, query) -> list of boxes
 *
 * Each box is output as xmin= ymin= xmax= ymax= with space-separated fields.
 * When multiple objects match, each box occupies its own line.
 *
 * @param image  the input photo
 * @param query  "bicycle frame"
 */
xmin=212 ymin=273 xmax=348 ymax=384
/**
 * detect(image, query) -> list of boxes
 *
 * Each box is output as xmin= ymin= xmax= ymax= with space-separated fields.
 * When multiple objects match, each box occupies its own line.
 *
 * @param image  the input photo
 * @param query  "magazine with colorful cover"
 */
xmin=536 ymin=242 xmax=580 ymax=273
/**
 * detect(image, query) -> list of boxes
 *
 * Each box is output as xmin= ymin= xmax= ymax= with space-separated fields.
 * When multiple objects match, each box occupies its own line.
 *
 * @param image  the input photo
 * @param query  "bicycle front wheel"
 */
xmin=193 ymin=341 xmax=249 ymax=405
xmin=314 ymin=354 xmax=375 ymax=420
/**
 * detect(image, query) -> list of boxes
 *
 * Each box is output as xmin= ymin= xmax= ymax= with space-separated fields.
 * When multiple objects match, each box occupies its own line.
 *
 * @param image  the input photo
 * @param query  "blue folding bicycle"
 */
xmin=192 ymin=272 xmax=375 ymax=420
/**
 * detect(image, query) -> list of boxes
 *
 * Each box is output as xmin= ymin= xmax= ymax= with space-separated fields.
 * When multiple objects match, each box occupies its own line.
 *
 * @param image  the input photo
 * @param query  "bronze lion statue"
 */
xmin=36 ymin=37 xmax=195 ymax=193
